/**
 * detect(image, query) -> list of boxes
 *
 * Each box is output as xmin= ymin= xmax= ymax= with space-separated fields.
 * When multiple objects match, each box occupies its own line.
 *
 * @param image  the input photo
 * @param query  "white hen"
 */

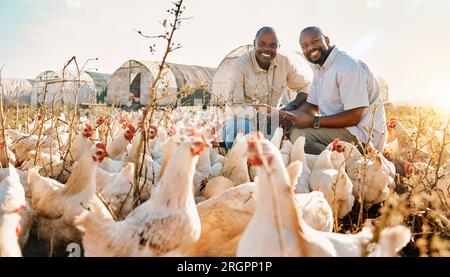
xmin=290 ymin=136 xmax=311 ymax=193
xmin=28 ymin=143 xmax=112 ymax=249
xmin=75 ymin=141 xmax=207 ymax=257
xmin=0 ymin=213 xmax=22 ymax=257
xmin=309 ymin=149 xmax=355 ymax=218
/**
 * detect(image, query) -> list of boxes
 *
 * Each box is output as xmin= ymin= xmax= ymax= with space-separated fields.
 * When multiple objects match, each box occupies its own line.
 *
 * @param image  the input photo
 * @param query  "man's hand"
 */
xmin=279 ymin=110 xmax=314 ymax=129
xmin=278 ymin=109 xmax=294 ymax=128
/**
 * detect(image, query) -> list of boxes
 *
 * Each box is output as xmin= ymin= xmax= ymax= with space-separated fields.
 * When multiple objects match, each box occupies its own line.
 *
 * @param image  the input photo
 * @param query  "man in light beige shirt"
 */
xmin=223 ymin=26 xmax=311 ymax=149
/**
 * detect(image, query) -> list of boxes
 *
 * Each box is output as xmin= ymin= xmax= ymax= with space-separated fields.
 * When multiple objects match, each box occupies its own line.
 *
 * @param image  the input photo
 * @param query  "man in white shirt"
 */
xmin=280 ymin=27 xmax=387 ymax=154
xmin=223 ymin=26 xmax=311 ymax=149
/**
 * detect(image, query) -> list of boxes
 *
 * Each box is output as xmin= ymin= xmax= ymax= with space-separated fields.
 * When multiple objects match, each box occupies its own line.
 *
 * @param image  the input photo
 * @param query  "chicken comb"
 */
xmin=404 ymin=162 xmax=412 ymax=176
xmin=126 ymin=124 xmax=136 ymax=134
xmin=212 ymin=137 xmax=220 ymax=148
xmin=85 ymin=122 xmax=92 ymax=130
xmin=387 ymin=117 xmax=398 ymax=129
xmin=168 ymin=127 xmax=177 ymax=137
xmin=96 ymin=142 xmax=107 ymax=151
xmin=149 ymin=124 xmax=158 ymax=134
xmin=332 ymin=137 xmax=340 ymax=150
xmin=96 ymin=116 xmax=105 ymax=125
xmin=247 ymin=140 xmax=256 ymax=150
xmin=188 ymin=127 xmax=204 ymax=139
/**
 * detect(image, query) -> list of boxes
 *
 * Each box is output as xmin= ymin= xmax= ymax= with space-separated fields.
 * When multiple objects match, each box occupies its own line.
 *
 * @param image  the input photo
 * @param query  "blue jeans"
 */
xmin=222 ymin=118 xmax=255 ymax=150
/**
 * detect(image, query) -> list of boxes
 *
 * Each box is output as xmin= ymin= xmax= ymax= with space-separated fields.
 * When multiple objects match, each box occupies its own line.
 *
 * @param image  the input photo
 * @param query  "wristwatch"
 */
xmin=313 ymin=115 xmax=320 ymax=129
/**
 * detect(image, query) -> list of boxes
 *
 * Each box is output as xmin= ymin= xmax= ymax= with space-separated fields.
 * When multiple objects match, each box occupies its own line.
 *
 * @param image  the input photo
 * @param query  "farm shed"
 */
xmin=1 ymin=78 xmax=33 ymax=105
xmin=106 ymin=60 xmax=216 ymax=106
xmin=30 ymin=71 xmax=111 ymax=106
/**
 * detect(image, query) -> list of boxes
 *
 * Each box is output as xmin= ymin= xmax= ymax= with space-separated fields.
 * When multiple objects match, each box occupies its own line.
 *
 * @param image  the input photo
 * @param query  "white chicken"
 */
xmin=0 ymin=165 xmax=26 ymax=214
xmin=332 ymin=140 xmax=395 ymax=207
xmin=237 ymin=134 xmax=410 ymax=257
xmin=309 ymin=149 xmax=355 ymax=218
xmin=203 ymin=176 xmax=235 ymax=199
xmin=0 ymin=213 xmax=22 ymax=257
xmin=187 ymin=180 xmax=334 ymax=256
xmin=69 ymin=122 xmax=94 ymax=161
xmin=353 ymin=154 xmax=392 ymax=208
xmin=98 ymin=157 xmax=126 ymax=173
xmin=185 ymin=182 xmax=256 ymax=257
xmin=279 ymin=136 xmax=293 ymax=167
xmin=295 ymin=191 xmax=333 ymax=233
xmin=75 ymin=141 xmax=208 ymax=257
xmin=98 ymin=163 xmax=135 ymax=218
xmin=0 ymin=138 xmax=16 ymax=168
xmin=0 ymin=165 xmax=27 ymax=256
xmin=222 ymin=133 xmax=250 ymax=185
xmin=107 ymin=124 xmax=136 ymax=160
xmin=28 ymin=143 xmax=112 ymax=251
xmin=270 ymin=127 xmax=284 ymax=150
xmin=290 ymin=136 xmax=311 ymax=193
xmin=237 ymin=133 xmax=310 ymax=256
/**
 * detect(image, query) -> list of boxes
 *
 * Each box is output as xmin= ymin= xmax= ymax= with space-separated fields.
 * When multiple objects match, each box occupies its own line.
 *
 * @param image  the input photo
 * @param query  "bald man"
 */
xmin=223 ymin=26 xmax=311 ymax=149
xmin=280 ymin=27 xmax=387 ymax=154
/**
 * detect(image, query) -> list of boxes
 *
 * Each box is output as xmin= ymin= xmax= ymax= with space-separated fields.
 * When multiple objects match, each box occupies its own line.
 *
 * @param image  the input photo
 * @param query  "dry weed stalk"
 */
xmin=132 ymin=0 xmax=188 ymax=209
xmin=0 ymin=65 xmax=11 ymax=168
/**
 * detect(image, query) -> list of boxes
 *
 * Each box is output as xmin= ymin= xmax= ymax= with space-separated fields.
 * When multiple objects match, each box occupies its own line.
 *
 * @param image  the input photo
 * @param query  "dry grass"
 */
xmin=2 ymin=80 xmax=450 ymax=257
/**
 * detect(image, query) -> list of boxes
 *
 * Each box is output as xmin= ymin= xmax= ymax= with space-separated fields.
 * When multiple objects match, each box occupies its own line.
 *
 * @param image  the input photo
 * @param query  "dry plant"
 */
xmin=131 ymin=0 xmax=189 ymax=209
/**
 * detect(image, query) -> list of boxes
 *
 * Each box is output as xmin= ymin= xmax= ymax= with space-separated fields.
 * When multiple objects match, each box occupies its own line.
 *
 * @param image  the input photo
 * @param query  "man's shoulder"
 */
xmin=233 ymin=51 xmax=253 ymax=67
xmin=334 ymin=50 xmax=360 ymax=70
xmin=274 ymin=51 xmax=295 ymax=66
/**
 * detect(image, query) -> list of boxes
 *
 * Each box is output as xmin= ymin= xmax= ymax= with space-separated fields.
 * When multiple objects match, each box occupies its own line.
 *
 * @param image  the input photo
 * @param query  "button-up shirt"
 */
xmin=307 ymin=46 xmax=387 ymax=149
xmin=226 ymin=49 xmax=311 ymax=121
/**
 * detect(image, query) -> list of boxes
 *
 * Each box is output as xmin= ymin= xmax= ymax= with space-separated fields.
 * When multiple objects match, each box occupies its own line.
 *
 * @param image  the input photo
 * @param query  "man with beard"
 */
xmin=280 ymin=27 xmax=387 ymax=154
xmin=223 ymin=26 xmax=311 ymax=149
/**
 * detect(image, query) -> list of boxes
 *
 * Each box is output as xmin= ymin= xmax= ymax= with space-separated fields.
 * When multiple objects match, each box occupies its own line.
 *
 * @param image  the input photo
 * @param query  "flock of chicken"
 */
xmin=0 ymin=107 xmax=448 ymax=257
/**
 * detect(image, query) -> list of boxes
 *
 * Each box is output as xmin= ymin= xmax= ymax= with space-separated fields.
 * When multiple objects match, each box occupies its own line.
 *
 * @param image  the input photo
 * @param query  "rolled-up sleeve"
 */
xmin=225 ymin=61 xmax=256 ymax=119
xmin=338 ymin=64 xmax=369 ymax=110
xmin=306 ymin=82 xmax=318 ymax=106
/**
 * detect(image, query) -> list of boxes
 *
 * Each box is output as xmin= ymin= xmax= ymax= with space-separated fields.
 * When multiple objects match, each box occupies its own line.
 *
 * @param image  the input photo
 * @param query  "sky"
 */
xmin=1 ymin=0 xmax=449 ymax=112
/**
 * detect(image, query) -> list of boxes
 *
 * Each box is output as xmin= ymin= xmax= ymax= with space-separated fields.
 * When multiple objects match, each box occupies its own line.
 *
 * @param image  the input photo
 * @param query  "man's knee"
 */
xmin=290 ymin=127 xmax=315 ymax=143
xmin=222 ymin=118 xmax=255 ymax=149
xmin=290 ymin=127 xmax=328 ymax=154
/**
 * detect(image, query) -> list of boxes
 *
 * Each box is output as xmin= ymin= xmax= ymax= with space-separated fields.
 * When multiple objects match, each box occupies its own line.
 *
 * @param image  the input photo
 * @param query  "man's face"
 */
xmin=254 ymin=32 xmax=279 ymax=67
xmin=300 ymin=31 xmax=330 ymax=65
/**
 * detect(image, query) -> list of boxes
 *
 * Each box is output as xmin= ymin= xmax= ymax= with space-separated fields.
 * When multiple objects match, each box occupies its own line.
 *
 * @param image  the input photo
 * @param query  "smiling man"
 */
xmin=280 ymin=26 xmax=387 ymax=154
xmin=223 ymin=26 xmax=311 ymax=149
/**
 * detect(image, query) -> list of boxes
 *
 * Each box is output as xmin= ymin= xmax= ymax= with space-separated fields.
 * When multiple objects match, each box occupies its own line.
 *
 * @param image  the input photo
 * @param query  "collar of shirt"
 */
xmin=251 ymin=49 xmax=278 ymax=74
xmin=312 ymin=46 xmax=339 ymax=71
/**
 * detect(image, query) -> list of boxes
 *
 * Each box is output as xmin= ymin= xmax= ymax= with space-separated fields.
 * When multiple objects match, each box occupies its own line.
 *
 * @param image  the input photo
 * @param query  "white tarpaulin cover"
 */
xmin=30 ymin=71 xmax=111 ymax=106
xmin=1 ymin=78 xmax=33 ymax=104
xmin=106 ymin=60 xmax=215 ymax=106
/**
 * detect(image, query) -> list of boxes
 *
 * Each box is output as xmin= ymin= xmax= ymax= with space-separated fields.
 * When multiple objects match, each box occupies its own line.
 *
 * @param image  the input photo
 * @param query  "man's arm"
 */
xmin=281 ymin=106 xmax=366 ymax=129
xmin=282 ymin=58 xmax=311 ymax=111
xmin=282 ymin=91 xmax=308 ymax=111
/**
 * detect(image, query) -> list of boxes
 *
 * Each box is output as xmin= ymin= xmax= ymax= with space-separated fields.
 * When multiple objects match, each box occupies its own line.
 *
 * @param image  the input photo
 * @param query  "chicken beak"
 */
xmin=191 ymin=141 xmax=209 ymax=156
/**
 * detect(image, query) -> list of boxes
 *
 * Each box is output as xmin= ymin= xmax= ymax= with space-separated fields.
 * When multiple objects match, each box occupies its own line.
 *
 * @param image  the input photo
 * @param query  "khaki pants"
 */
xmin=290 ymin=127 xmax=362 ymax=155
